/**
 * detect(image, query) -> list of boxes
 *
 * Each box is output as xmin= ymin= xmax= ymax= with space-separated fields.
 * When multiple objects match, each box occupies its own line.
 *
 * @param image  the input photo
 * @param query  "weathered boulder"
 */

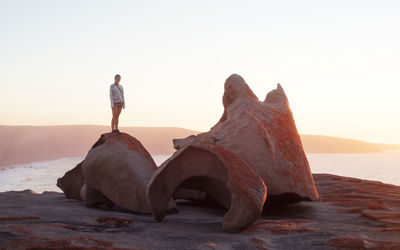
xmin=174 ymin=74 xmax=318 ymax=203
xmin=80 ymin=132 xmax=165 ymax=214
xmin=58 ymin=132 xmax=174 ymax=214
xmin=147 ymin=141 xmax=267 ymax=232
xmin=57 ymin=161 xmax=84 ymax=200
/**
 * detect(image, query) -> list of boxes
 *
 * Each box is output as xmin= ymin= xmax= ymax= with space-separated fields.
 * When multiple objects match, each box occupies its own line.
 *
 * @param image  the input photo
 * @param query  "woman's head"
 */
xmin=114 ymin=74 xmax=121 ymax=84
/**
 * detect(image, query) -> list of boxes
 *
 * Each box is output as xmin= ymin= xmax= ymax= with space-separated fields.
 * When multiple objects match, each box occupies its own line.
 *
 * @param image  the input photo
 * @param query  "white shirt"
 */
xmin=110 ymin=83 xmax=125 ymax=108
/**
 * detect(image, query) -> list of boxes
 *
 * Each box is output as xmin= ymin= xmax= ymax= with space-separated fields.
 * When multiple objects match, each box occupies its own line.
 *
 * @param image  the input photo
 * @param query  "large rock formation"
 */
xmin=174 ymin=74 xmax=319 ymax=203
xmin=147 ymin=141 xmax=267 ymax=232
xmin=57 ymin=132 xmax=167 ymax=214
xmin=147 ymin=74 xmax=318 ymax=231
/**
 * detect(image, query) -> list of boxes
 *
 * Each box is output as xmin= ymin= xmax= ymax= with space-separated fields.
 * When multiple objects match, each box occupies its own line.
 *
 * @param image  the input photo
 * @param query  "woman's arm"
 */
xmin=121 ymin=85 xmax=125 ymax=109
xmin=110 ymin=85 xmax=114 ymax=108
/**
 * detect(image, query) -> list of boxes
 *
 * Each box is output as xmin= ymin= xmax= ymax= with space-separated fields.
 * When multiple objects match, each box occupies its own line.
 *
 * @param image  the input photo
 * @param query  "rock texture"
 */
xmin=173 ymin=74 xmax=318 ymax=202
xmin=147 ymin=141 xmax=267 ymax=232
xmin=81 ymin=133 xmax=160 ymax=214
xmin=56 ymin=161 xmax=84 ymax=200
xmin=57 ymin=132 xmax=164 ymax=214
xmin=1 ymin=174 xmax=399 ymax=249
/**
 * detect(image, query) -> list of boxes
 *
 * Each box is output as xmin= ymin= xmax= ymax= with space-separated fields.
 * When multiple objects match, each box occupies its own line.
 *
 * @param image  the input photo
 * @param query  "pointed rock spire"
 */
xmin=264 ymin=83 xmax=290 ymax=111
xmin=223 ymin=74 xmax=258 ymax=108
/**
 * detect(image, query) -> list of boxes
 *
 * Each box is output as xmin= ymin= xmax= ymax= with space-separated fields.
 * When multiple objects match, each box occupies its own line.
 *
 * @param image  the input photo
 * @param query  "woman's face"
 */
xmin=115 ymin=76 xmax=121 ymax=84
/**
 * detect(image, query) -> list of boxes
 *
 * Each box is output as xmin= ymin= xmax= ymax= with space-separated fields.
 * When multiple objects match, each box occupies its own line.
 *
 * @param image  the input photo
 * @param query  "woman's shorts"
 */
xmin=114 ymin=102 xmax=124 ymax=107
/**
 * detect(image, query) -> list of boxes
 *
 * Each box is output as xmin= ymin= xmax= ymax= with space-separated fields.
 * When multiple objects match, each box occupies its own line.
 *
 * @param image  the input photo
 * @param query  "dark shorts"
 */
xmin=114 ymin=102 xmax=124 ymax=107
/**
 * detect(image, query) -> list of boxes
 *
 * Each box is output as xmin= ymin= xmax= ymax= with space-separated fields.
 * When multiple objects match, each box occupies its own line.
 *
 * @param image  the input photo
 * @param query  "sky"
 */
xmin=0 ymin=0 xmax=399 ymax=144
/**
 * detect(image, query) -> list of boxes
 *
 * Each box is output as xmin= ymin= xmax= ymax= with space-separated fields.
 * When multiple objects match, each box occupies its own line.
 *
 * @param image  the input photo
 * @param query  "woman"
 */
xmin=110 ymin=74 xmax=125 ymax=135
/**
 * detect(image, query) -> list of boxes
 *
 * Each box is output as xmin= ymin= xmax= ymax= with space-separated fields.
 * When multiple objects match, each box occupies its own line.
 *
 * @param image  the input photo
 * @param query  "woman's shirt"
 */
xmin=110 ymin=83 xmax=125 ymax=108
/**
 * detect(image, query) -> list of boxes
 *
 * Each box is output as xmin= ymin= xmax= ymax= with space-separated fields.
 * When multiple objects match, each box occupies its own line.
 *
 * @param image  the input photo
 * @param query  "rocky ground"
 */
xmin=1 ymin=174 xmax=400 ymax=250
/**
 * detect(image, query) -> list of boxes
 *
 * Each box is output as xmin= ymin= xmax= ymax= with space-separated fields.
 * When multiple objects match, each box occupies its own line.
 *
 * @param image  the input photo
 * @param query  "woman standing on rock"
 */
xmin=110 ymin=74 xmax=125 ymax=135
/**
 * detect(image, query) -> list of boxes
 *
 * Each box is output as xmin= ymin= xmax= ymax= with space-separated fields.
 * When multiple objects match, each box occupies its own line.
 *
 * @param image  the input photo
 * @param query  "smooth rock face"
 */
xmin=147 ymin=141 xmax=267 ymax=232
xmin=80 ymin=183 xmax=113 ymax=208
xmin=81 ymin=133 xmax=159 ymax=214
xmin=56 ymin=161 xmax=84 ymax=200
xmin=174 ymin=74 xmax=319 ymax=202
xmin=57 ymin=132 xmax=167 ymax=214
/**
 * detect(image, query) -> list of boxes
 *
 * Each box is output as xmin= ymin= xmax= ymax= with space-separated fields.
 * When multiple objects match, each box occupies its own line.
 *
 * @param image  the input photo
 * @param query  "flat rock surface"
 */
xmin=1 ymin=174 xmax=399 ymax=249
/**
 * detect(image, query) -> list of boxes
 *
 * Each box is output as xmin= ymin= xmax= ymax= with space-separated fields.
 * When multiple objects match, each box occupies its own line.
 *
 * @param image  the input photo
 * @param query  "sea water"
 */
xmin=0 ymin=152 xmax=399 ymax=193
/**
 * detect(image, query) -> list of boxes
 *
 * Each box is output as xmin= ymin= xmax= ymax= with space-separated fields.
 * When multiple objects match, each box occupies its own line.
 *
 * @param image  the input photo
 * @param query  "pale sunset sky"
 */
xmin=0 ymin=1 xmax=399 ymax=144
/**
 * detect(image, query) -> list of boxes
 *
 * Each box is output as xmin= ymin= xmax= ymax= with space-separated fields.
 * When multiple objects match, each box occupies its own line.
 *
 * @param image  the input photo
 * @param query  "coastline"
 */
xmin=2 ymin=152 xmax=400 ymax=193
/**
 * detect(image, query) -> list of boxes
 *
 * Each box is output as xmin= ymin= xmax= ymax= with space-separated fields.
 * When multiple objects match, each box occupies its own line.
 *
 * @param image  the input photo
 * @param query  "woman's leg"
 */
xmin=115 ymin=106 xmax=123 ymax=130
xmin=111 ymin=106 xmax=117 ymax=131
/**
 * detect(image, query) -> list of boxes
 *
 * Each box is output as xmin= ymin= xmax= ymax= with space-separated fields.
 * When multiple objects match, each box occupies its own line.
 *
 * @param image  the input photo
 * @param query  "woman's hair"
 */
xmin=115 ymin=74 xmax=121 ymax=80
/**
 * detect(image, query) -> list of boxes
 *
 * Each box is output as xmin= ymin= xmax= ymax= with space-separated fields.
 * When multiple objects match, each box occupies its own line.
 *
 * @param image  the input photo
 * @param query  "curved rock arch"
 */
xmin=147 ymin=142 xmax=267 ymax=232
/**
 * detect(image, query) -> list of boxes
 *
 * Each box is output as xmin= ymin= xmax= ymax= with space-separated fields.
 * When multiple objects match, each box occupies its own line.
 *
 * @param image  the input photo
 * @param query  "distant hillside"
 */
xmin=0 ymin=125 xmax=399 ymax=167
xmin=300 ymin=135 xmax=382 ymax=153
xmin=375 ymin=143 xmax=400 ymax=151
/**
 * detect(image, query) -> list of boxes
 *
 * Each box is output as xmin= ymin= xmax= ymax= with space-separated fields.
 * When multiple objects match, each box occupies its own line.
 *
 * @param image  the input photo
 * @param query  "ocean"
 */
xmin=0 ymin=152 xmax=399 ymax=193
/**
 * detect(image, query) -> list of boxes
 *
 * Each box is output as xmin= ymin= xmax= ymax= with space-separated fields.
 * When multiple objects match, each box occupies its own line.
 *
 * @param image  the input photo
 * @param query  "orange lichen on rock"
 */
xmin=314 ymin=174 xmax=400 ymax=229
xmin=0 ymin=216 xmax=40 ymax=222
xmin=96 ymin=216 xmax=133 ymax=227
xmin=327 ymin=237 xmax=400 ymax=249
xmin=244 ymin=219 xmax=316 ymax=234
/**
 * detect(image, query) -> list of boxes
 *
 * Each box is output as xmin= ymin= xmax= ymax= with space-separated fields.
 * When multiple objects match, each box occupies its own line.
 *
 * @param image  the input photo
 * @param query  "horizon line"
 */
xmin=0 ymin=124 xmax=399 ymax=146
